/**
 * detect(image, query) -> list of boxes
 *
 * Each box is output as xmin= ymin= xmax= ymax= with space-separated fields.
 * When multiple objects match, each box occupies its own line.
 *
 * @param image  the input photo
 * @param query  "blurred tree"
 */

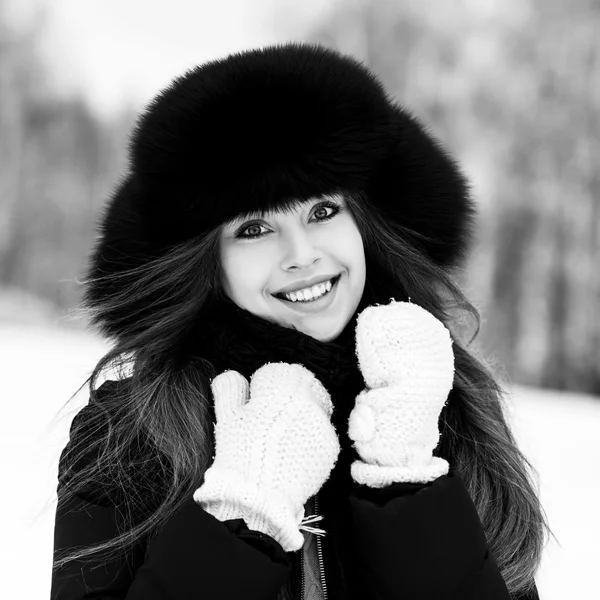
xmin=0 ymin=1 xmax=133 ymax=324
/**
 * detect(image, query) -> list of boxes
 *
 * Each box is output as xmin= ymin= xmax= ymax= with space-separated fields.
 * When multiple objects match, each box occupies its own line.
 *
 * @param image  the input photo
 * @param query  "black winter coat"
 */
xmin=50 ymin=300 xmax=540 ymax=599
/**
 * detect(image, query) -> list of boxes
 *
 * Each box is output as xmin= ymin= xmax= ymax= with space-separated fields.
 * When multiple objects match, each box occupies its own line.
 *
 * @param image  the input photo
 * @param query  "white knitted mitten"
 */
xmin=193 ymin=362 xmax=340 ymax=552
xmin=348 ymin=300 xmax=454 ymax=487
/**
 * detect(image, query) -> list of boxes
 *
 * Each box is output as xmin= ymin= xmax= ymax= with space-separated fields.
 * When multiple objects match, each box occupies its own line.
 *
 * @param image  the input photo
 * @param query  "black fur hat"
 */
xmin=85 ymin=43 xmax=474 ymax=339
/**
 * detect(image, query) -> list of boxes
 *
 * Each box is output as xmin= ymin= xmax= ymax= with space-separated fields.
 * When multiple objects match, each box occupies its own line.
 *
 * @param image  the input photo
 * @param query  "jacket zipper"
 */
xmin=300 ymin=493 xmax=328 ymax=600
xmin=314 ymin=493 xmax=328 ymax=599
xmin=301 ymin=547 xmax=305 ymax=600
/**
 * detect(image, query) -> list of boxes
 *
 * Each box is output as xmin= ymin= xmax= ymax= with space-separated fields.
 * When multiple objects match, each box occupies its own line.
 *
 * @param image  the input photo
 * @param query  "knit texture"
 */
xmin=348 ymin=300 xmax=454 ymax=486
xmin=193 ymin=363 xmax=340 ymax=552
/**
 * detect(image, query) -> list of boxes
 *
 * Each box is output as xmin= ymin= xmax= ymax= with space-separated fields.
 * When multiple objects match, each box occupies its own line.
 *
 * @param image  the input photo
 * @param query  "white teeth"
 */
xmin=283 ymin=278 xmax=335 ymax=302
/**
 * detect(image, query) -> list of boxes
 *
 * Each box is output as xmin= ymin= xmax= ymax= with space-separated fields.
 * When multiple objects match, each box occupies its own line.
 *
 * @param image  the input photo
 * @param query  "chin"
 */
xmin=301 ymin=322 xmax=344 ymax=343
xmin=317 ymin=332 xmax=341 ymax=343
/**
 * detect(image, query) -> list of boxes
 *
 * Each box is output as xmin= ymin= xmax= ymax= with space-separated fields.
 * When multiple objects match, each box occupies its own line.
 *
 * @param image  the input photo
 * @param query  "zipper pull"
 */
xmin=299 ymin=513 xmax=327 ymax=537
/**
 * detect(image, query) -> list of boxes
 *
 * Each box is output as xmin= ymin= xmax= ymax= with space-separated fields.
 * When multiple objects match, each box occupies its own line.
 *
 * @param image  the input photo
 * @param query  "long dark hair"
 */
xmin=54 ymin=192 xmax=549 ymax=598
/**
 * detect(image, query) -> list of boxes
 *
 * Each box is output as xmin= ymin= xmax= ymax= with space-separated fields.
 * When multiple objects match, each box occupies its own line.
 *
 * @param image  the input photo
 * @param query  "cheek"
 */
xmin=346 ymin=233 xmax=367 ymax=291
xmin=340 ymin=229 xmax=365 ymax=271
xmin=222 ymin=252 xmax=269 ymax=296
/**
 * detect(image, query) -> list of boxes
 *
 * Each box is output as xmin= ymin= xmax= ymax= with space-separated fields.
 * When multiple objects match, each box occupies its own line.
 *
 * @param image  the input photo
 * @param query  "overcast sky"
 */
xmin=12 ymin=0 xmax=343 ymax=116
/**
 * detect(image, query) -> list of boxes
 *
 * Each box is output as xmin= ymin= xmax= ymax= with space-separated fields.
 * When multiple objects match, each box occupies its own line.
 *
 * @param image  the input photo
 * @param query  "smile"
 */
xmin=272 ymin=275 xmax=341 ymax=312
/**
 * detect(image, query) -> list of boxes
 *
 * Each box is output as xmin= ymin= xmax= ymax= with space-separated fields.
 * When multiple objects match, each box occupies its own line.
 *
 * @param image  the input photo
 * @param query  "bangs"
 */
xmin=228 ymin=193 xmax=345 ymax=225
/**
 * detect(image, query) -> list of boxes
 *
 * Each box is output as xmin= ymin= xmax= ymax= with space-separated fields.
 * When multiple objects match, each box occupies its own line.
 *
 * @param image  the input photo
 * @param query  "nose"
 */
xmin=279 ymin=227 xmax=324 ymax=270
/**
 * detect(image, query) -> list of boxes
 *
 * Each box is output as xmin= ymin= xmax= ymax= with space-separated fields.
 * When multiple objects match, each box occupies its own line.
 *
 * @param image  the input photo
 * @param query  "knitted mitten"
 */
xmin=193 ymin=362 xmax=340 ymax=552
xmin=348 ymin=300 xmax=454 ymax=487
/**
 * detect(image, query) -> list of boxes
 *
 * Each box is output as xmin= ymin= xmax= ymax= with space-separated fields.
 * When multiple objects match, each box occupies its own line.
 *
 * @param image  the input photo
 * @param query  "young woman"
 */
xmin=51 ymin=43 xmax=548 ymax=600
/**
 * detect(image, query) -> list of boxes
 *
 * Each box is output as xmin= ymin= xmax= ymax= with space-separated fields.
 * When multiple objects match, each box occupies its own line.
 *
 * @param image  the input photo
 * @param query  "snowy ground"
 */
xmin=1 ymin=323 xmax=598 ymax=598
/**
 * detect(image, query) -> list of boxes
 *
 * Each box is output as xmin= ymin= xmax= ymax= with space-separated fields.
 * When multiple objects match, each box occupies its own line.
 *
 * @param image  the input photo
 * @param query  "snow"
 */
xmin=506 ymin=385 xmax=600 ymax=598
xmin=1 ymin=323 xmax=597 ymax=598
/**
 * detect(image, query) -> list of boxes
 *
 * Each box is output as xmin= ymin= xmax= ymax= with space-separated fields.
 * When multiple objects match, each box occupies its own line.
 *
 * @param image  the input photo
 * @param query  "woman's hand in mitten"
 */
xmin=348 ymin=300 xmax=454 ymax=487
xmin=193 ymin=362 xmax=340 ymax=552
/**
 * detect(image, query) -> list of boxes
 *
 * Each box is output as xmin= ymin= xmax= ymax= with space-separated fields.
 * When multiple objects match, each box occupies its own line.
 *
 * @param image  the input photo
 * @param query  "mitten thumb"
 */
xmin=348 ymin=403 xmax=377 ymax=444
xmin=211 ymin=370 xmax=250 ymax=422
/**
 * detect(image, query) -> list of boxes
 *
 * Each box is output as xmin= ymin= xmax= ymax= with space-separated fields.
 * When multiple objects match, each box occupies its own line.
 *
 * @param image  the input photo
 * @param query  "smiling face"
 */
xmin=218 ymin=194 xmax=366 ymax=342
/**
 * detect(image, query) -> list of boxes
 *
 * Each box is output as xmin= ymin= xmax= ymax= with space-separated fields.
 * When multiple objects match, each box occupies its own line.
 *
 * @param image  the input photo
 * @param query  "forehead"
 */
xmin=227 ymin=193 xmax=344 ymax=225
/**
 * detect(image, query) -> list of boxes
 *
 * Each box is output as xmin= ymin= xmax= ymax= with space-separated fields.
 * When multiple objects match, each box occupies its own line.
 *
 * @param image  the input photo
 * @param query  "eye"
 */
xmin=234 ymin=201 xmax=342 ymax=239
xmin=313 ymin=204 xmax=334 ymax=220
xmin=243 ymin=223 xmax=266 ymax=238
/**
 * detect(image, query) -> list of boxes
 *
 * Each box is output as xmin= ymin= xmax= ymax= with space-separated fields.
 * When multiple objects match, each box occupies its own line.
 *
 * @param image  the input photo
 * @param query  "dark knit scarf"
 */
xmin=199 ymin=295 xmax=364 ymax=382
xmin=193 ymin=289 xmax=380 ymax=597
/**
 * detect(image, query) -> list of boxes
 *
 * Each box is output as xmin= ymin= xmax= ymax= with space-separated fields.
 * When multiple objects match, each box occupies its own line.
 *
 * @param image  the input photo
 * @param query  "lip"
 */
xmin=273 ymin=274 xmax=341 ymax=313
xmin=275 ymin=274 xmax=339 ymax=295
